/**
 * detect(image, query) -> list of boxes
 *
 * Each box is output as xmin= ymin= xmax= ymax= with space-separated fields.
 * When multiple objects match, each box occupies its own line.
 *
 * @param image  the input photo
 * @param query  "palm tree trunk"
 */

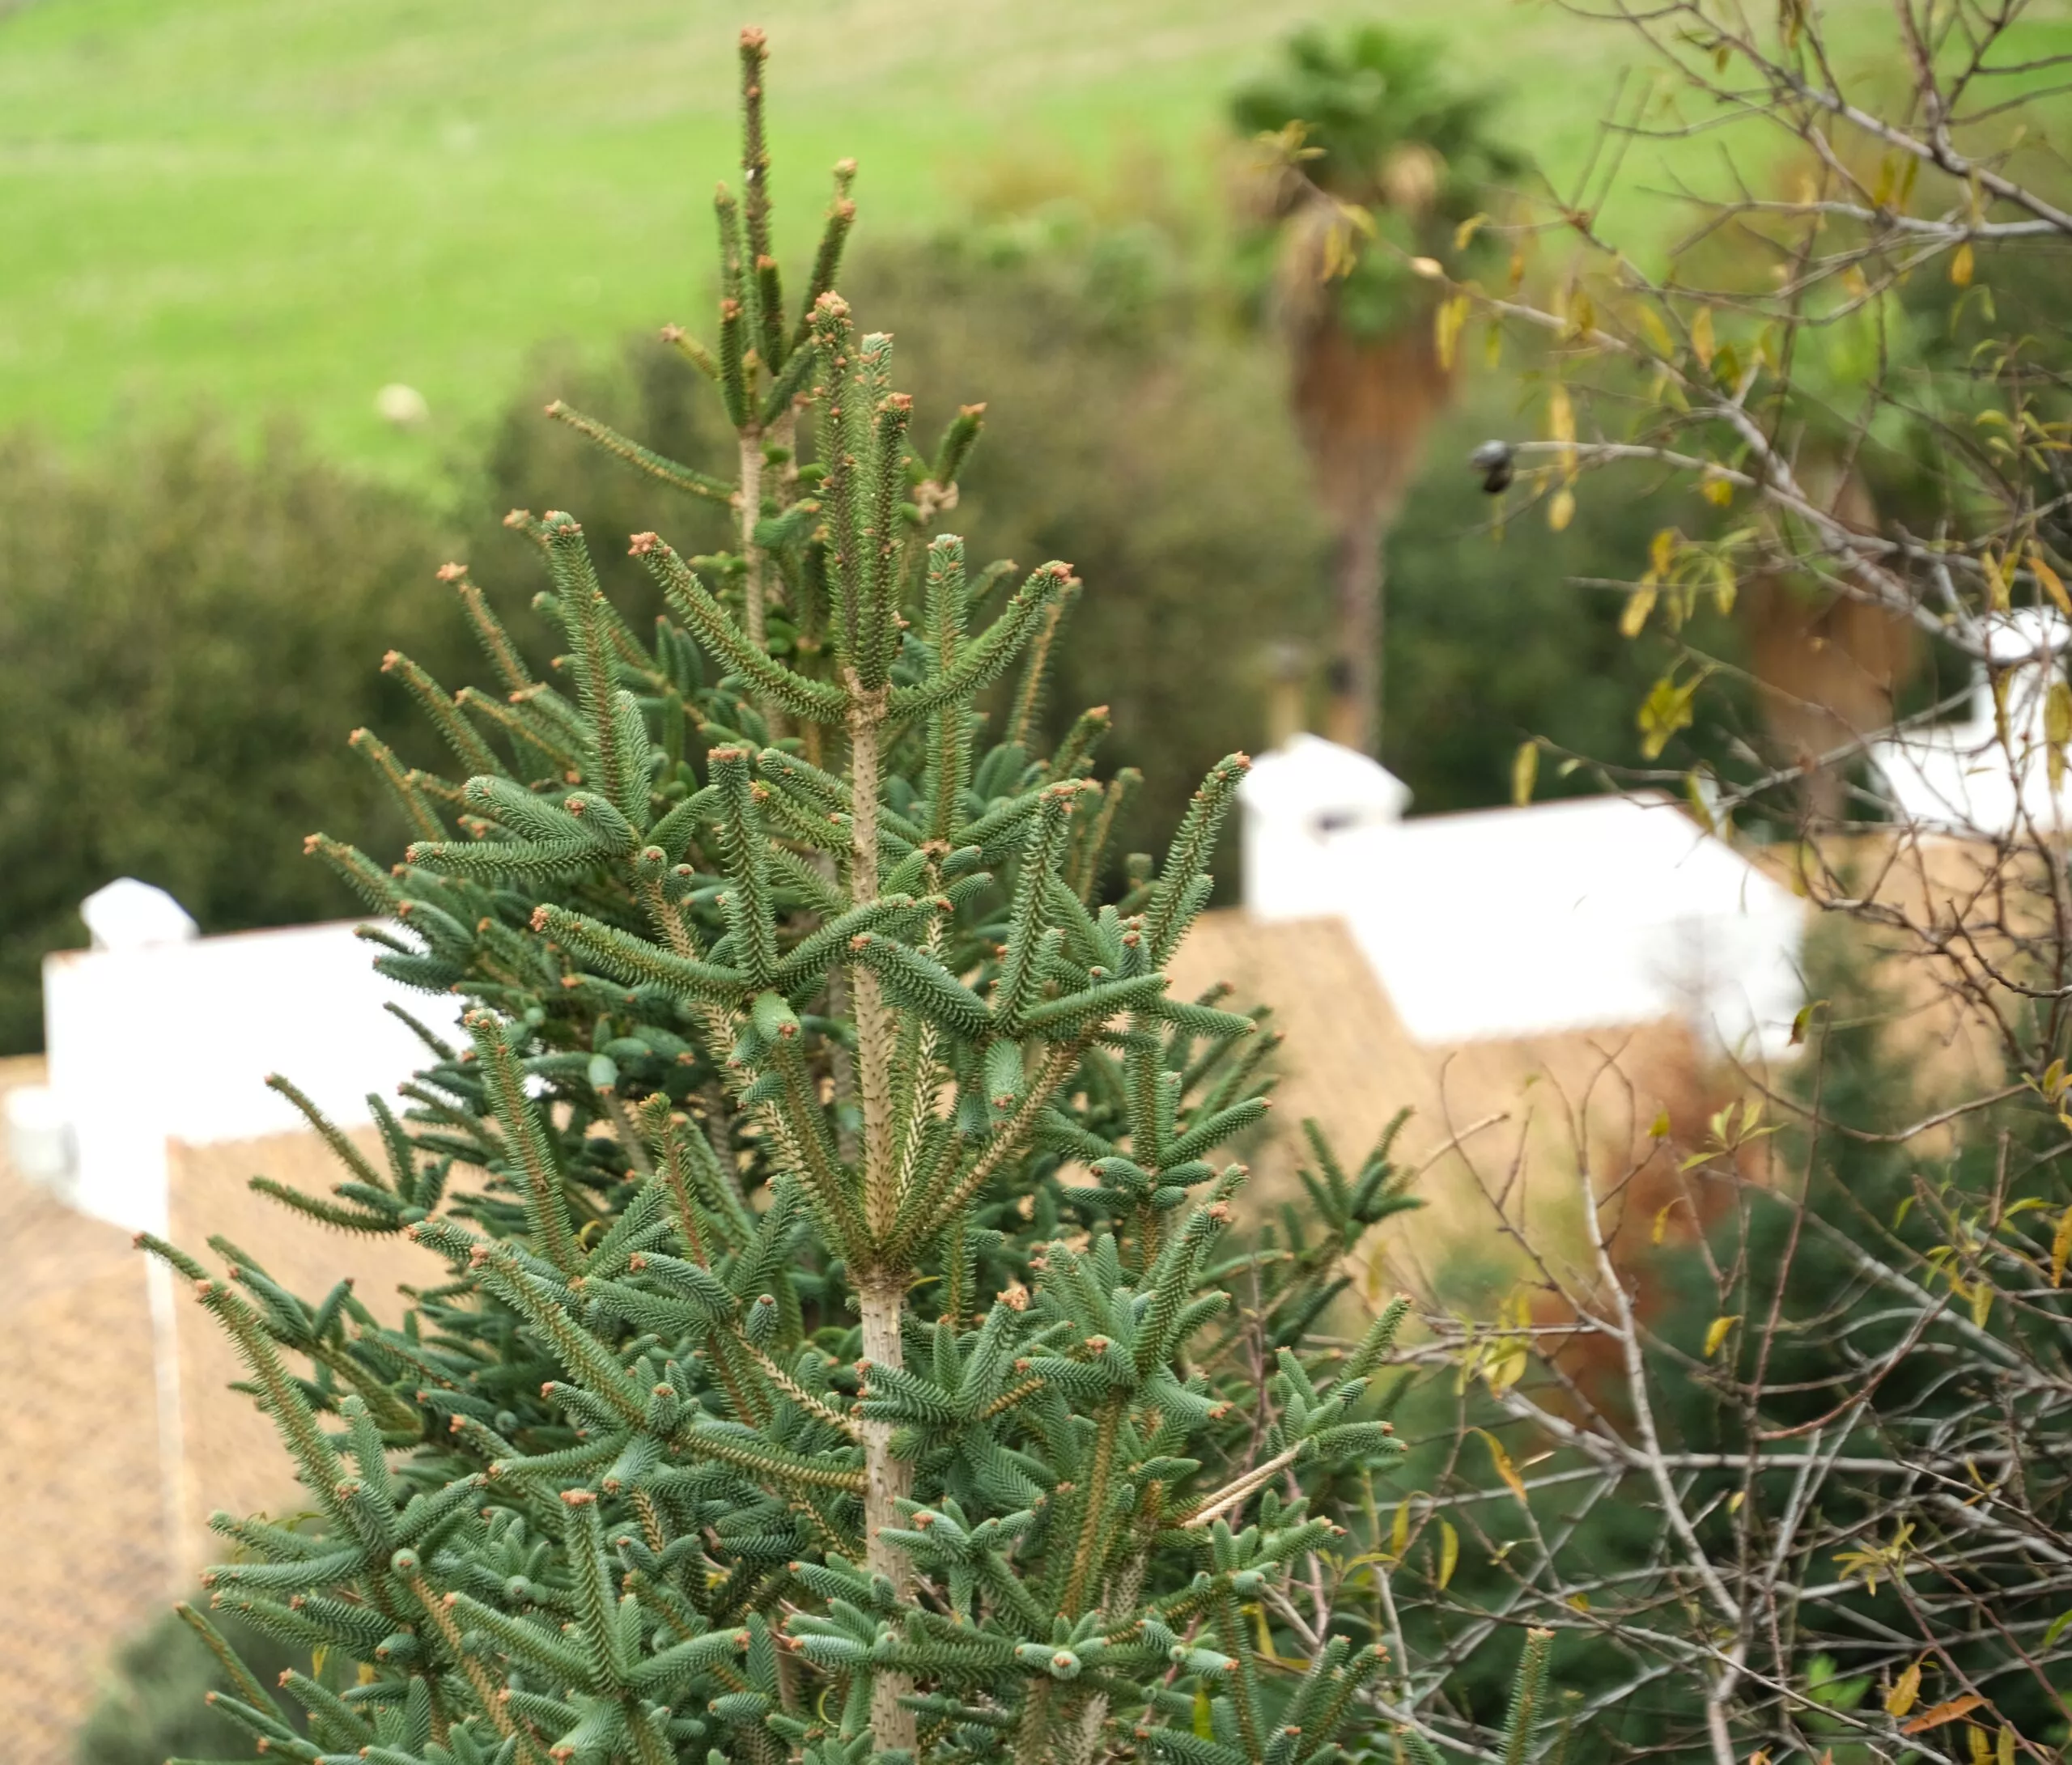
xmin=1325 ymin=510 xmax=1386 ymax=755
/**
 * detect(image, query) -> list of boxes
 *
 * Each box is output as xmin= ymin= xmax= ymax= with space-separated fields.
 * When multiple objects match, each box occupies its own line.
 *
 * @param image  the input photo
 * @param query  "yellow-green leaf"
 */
xmin=1620 ymin=584 xmax=1657 ymax=639
xmin=1983 ymin=548 xmax=2011 ymax=611
xmin=1704 ymin=1314 xmax=1739 ymax=1358
xmin=1690 ymin=306 xmax=1715 ymax=370
xmin=1650 ymin=1109 xmax=1672 ymax=1140
xmin=1194 ymin=1684 xmax=1216 ymax=1739
xmin=1250 ymin=1601 xmax=1279 ymax=1664
xmin=1548 ymin=488 xmax=1576 ymax=532
xmin=1904 ymin=1695 xmax=1986 ymax=1735
xmin=1437 ymin=1519 xmax=1459 ymax=1589
xmin=2034 ymin=548 xmax=2071 ymax=617
xmin=1569 ymin=287 xmax=1595 ymax=342
xmin=1454 ymin=212 xmax=1488 ymax=251
xmin=1683 ymin=770 xmax=1717 ymax=834
xmin=1638 ymin=303 xmax=1674 ymax=359
xmin=1392 ymin=1496 xmax=1412 ymax=1559
xmin=1951 ymin=241 xmax=1975 ymax=287
xmin=2043 ymin=1608 xmax=2072 ymax=1649
xmin=1511 ymin=740 xmax=1539 ymax=807
xmin=2046 ymin=678 xmax=2072 ymax=749
xmin=1486 ymin=1341 xmax=1527 ymax=1393
xmin=1548 ymin=383 xmax=1575 ymax=447
xmin=1711 ymin=554 xmax=1738 ymax=615
xmin=1475 ymin=1428 xmax=1530 ymax=1504
xmin=1434 ymin=293 xmax=1471 ymax=371
xmin=1637 ymin=671 xmax=1700 ymax=760
xmin=1886 ymin=1661 xmax=1922 ymax=1718
xmin=2052 ymin=1208 xmax=2072 ymax=1288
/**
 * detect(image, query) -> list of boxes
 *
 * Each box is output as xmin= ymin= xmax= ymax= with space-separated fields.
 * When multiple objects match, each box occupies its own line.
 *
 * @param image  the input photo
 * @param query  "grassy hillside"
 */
xmin=0 ymin=0 xmax=1896 ymax=484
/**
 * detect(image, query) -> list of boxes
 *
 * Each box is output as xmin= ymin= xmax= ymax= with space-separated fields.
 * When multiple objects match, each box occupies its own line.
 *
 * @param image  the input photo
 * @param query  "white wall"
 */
xmin=1242 ymin=739 xmax=1803 ymax=1055
xmin=43 ymin=920 xmax=464 ymax=1231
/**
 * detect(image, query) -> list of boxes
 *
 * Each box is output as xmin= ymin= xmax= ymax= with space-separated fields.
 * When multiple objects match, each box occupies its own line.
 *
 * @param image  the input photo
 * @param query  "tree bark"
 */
xmin=1324 ymin=511 xmax=1386 ymax=756
xmin=859 ymin=1273 xmax=917 ymax=1754
xmin=846 ymin=689 xmax=917 ymax=1755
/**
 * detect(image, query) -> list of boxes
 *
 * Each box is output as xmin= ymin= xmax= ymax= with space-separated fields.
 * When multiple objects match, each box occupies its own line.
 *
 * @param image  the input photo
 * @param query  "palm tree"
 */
xmin=1233 ymin=29 xmax=1521 ymax=755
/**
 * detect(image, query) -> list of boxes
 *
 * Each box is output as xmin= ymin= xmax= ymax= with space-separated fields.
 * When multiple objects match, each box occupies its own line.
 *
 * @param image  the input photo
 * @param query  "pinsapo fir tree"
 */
xmin=141 ymin=32 xmax=1557 ymax=1765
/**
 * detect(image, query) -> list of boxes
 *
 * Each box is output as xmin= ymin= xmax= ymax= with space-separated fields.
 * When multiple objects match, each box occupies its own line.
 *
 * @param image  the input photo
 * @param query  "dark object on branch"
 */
xmin=1469 ymin=438 xmax=1514 ymax=494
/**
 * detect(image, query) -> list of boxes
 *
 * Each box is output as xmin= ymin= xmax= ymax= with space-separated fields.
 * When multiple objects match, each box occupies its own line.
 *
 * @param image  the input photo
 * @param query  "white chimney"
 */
xmin=80 ymin=878 xmax=200 ymax=952
xmin=1238 ymin=733 xmax=1412 ymax=923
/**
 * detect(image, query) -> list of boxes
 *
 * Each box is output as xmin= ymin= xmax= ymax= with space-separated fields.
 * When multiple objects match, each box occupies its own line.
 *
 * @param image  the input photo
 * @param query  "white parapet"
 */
xmin=1241 ymin=737 xmax=1804 ymax=1055
xmin=41 ymin=890 xmax=464 ymax=1232
xmin=1869 ymin=608 xmax=2072 ymax=839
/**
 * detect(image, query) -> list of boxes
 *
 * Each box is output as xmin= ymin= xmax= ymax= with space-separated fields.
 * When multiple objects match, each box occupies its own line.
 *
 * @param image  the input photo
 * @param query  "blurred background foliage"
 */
xmin=74 ymin=1610 xmax=301 ymax=1765
xmin=0 ymin=430 xmax=469 ymax=1050
xmin=5 ymin=0 xmax=1869 ymax=1054
xmin=0 ymin=202 xmax=1702 ymax=1053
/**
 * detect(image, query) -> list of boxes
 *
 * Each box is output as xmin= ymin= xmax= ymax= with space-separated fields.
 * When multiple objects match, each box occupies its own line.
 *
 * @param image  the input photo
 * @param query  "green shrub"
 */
xmin=74 ymin=1607 xmax=301 ymax=1765
xmin=0 ymin=426 xmax=472 ymax=1051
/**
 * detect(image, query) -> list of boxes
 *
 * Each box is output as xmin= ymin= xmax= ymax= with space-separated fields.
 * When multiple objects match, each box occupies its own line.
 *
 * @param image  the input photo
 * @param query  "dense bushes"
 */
xmin=74 ymin=1609 xmax=300 ymax=1765
xmin=0 ymin=428 xmax=476 ymax=1051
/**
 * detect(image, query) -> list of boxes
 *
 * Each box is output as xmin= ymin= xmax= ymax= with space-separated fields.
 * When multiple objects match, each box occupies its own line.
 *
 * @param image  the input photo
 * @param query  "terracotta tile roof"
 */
xmin=165 ymin=1133 xmax=427 ymax=1554
xmin=1166 ymin=910 xmax=1714 ymax=1294
xmin=0 ymin=910 xmax=1714 ymax=1758
xmin=0 ymin=1055 xmax=427 ymax=1762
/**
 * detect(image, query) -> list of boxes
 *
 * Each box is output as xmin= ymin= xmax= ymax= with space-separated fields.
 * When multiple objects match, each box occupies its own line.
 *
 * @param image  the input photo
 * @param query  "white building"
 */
xmin=1240 ymin=735 xmax=1805 ymax=1056
xmin=15 ymin=880 xmax=461 ymax=1233
xmin=11 ymin=756 xmax=1816 ymax=1231
xmin=1868 ymin=608 xmax=2072 ymax=838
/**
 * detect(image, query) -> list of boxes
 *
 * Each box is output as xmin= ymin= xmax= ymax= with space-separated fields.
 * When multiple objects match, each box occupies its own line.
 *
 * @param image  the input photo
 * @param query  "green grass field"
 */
xmin=1 ymin=0 xmax=1909 ymax=485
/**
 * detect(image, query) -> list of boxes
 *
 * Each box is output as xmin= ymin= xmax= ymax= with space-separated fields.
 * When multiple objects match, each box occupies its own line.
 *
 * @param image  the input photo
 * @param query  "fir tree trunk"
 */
xmin=738 ymin=429 xmax=766 ymax=651
xmin=860 ymin=1272 xmax=918 ymax=1753
xmin=847 ymin=692 xmax=919 ymax=1754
